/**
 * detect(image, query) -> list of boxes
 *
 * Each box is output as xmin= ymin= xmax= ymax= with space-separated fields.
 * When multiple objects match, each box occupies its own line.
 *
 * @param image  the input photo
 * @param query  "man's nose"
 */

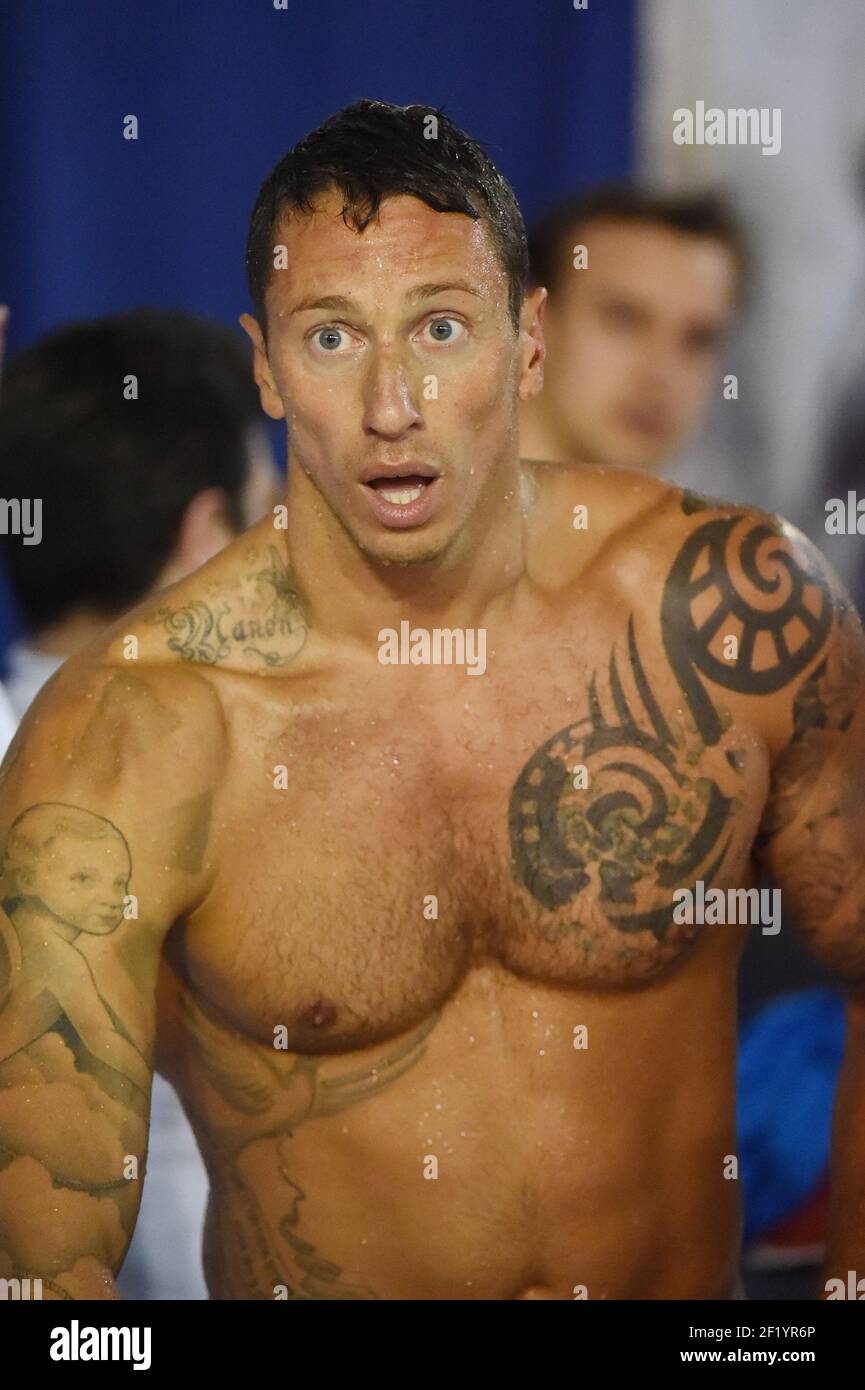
xmin=362 ymin=345 xmax=422 ymax=438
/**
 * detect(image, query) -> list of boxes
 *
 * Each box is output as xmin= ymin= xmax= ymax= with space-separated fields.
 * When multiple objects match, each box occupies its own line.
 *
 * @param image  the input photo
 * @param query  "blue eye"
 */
xmin=315 ymin=327 xmax=344 ymax=351
xmin=428 ymin=319 xmax=455 ymax=341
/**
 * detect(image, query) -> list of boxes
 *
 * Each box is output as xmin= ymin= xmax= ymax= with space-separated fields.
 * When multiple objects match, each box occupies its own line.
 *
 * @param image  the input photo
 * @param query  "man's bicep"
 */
xmin=0 ymin=662 xmax=221 ymax=1296
xmin=0 ymin=783 xmax=167 ymax=1294
xmin=753 ymin=591 xmax=865 ymax=980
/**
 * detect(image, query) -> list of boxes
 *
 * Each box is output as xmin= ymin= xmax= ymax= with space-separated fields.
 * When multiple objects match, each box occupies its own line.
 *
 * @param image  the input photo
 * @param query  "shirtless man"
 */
xmin=0 ymin=99 xmax=863 ymax=1301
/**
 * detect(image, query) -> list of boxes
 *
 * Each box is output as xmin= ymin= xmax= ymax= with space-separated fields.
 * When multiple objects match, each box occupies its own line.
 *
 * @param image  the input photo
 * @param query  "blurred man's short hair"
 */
xmin=0 ymin=310 xmax=266 ymax=632
xmin=528 ymin=183 xmax=750 ymax=299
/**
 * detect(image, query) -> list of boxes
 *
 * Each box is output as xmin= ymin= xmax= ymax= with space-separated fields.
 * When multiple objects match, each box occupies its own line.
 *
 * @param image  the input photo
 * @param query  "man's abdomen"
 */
xmin=188 ymin=950 xmax=743 ymax=1301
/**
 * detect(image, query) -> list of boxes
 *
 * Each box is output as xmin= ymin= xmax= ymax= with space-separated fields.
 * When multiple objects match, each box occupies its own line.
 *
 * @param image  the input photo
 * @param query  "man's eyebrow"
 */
xmin=405 ymin=280 xmax=483 ymax=303
xmin=289 ymin=293 xmax=359 ymax=316
xmin=288 ymin=281 xmax=483 ymax=317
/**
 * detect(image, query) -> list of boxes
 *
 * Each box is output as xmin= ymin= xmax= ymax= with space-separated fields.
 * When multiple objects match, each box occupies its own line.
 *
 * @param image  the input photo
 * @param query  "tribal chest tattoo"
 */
xmin=508 ymin=496 xmax=835 ymax=971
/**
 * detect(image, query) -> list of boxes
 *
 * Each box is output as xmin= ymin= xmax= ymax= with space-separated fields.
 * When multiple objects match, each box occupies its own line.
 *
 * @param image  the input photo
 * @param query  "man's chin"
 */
xmin=347 ymin=515 xmax=457 ymax=568
xmin=357 ymin=530 xmax=453 ymax=568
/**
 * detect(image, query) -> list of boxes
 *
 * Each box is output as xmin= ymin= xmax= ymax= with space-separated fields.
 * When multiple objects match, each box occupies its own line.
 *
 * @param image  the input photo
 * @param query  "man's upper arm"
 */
xmin=0 ymin=658 xmax=223 ymax=1298
xmin=751 ymin=528 xmax=865 ymax=982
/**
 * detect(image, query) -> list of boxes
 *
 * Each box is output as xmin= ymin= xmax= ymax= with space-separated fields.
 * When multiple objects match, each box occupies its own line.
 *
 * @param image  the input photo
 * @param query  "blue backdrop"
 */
xmin=0 ymin=0 xmax=636 ymax=655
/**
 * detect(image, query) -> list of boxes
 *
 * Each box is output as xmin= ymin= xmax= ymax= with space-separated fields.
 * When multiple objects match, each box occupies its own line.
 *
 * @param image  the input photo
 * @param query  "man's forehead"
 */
xmin=563 ymin=217 xmax=737 ymax=312
xmin=270 ymin=191 xmax=505 ymax=301
xmin=589 ymin=219 xmax=734 ymax=282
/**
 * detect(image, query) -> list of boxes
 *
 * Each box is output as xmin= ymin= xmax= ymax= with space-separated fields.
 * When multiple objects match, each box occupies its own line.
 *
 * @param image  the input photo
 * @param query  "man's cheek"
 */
xmin=447 ymin=378 xmax=499 ymax=427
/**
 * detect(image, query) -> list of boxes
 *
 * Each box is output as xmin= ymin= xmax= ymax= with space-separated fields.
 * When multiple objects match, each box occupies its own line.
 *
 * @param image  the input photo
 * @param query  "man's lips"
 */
xmin=359 ymin=461 xmax=441 ymax=484
xmin=358 ymin=472 xmax=442 ymax=528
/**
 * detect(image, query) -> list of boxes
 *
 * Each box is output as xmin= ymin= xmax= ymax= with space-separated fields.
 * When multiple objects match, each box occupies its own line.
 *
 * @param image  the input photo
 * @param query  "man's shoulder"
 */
xmin=524 ymin=453 xmax=760 ymax=523
xmin=522 ymin=456 xmax=767 ymax=593
xmin=38 ymin=519 xmax=305 ymax=722
xmin=522 ymin=460 xmax=859 ymax=755
xmin=6 ymin=527 xmax=292 ymax=773
xmin=100 ymin=518 xmax=308 ymax=680
xmin=524 ymin=451 xmax=847 ymax=628
xmin=6 ymin=631 xmax=227 ymax=797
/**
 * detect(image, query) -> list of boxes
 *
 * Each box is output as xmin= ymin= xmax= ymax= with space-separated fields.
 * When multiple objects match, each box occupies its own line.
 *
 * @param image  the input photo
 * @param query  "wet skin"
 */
xmin=1 ymin=191 xmax=863 ymax=1300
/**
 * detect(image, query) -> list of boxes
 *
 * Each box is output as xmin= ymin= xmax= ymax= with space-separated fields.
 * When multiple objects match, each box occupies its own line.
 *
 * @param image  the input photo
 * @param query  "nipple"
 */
xmin=299 ymin=998 xmax=338 ymax=1029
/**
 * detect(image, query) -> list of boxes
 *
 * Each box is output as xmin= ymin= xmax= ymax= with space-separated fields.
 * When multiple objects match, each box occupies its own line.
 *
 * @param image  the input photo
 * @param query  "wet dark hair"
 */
xmin=0 ymin=310 xmax=261 ymax=633
xmin=245 ymin=98 xmax=529 ymax=334
xmin=528 ymin=182 xmax=750 ymax=297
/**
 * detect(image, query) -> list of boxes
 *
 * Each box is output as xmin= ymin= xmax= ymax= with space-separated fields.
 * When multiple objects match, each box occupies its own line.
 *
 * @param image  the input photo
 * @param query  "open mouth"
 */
xmin=359 ymin=470 xmax=442 ymax=528
xmin=364 ymin=474 xmax=435 ymax=506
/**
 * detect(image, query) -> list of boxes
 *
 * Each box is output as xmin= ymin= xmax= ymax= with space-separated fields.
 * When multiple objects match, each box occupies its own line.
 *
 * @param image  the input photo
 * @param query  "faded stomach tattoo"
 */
xmin=509 ymin=506 xmax=835 ymax=950
xmin=182 ymin=990 xmax=440 ymax=1300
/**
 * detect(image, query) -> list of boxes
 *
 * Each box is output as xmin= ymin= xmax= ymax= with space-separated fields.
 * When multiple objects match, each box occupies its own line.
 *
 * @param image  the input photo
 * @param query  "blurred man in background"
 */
xmin=520 ymin=185 xmax=747 ymax=474
xmin=0 ymin=309 xmax=281 ymax=1296
xmin=0 ymin=310 xmax=280 ymax=720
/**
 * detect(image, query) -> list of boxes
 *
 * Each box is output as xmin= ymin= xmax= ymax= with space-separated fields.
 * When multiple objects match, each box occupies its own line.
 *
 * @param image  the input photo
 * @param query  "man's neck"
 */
xmin=283 ymin=456 xmax=531 ymax=646
xmin=520 ymin=397 xmax=576 ymax=467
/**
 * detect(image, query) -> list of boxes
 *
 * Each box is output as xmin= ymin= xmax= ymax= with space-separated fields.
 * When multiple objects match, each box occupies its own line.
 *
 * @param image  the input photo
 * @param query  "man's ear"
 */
xmin=239 ymin=313 xmax=285 ymax=421
xmin=517 ymin=286 xmax=547 ymax=402
xmin=158 ymin=487 xmax=236 ymax=587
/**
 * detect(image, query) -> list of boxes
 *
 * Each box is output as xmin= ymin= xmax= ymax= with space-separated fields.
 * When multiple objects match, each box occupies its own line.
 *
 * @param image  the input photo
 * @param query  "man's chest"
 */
xmin=171 ymin=637 xmax=771 ymax=1053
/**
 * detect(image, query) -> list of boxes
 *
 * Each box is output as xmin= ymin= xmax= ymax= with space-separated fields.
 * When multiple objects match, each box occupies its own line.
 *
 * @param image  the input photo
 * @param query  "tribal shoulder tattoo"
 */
xmin=509 ymin=490 xmax=851 ymax=945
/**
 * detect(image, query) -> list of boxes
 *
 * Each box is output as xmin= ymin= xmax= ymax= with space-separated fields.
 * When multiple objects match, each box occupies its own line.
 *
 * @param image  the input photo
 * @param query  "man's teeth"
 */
xmin=379 ymin=485 xmax=424 ymax=505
